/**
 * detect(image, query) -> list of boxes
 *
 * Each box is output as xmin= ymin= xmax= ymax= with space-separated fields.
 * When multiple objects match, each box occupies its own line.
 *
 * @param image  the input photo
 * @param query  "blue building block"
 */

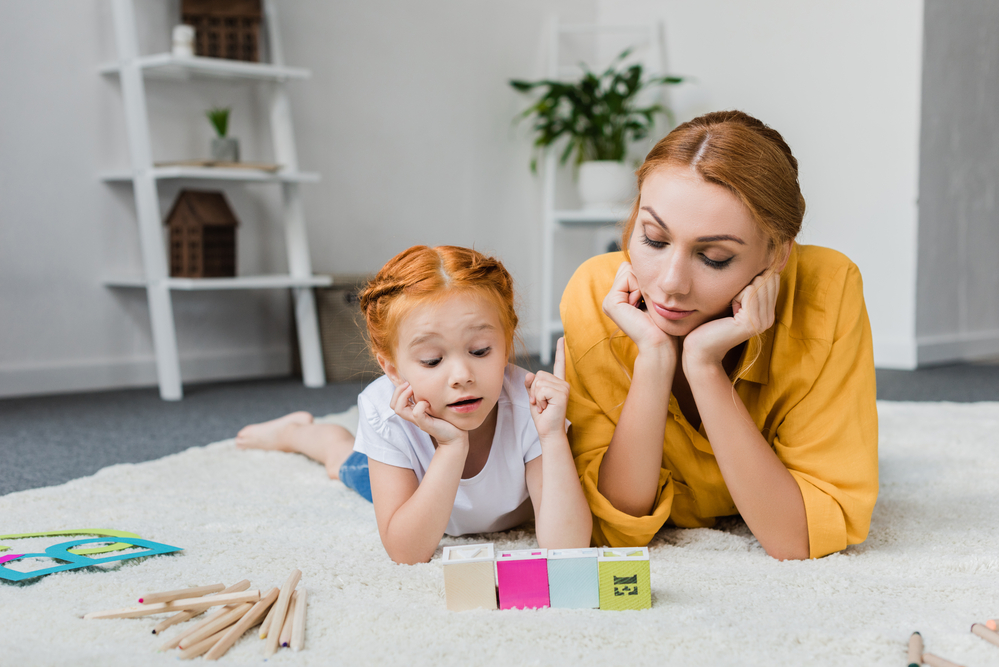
xmin=547 ymin=548 xmax=599 ymax=609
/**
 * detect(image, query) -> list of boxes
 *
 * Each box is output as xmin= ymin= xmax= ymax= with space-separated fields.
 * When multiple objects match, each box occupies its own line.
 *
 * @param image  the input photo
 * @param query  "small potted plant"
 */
xmin=206 ymin=106 xmax=239 ymax=163
xmin=510 ymin=49 xmax=683 ymax=208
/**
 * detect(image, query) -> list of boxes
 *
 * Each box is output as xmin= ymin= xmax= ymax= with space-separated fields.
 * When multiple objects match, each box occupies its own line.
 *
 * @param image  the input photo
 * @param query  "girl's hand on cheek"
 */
xmin=603 ymin=262 xmax=677 ymax=358
xmin=526 ymin=338 xmax=570 ymax=441
xmin=683 ymin=271 xmax=781 ymax=373
xmin=390 ymin=381 xmax=466 ymax=447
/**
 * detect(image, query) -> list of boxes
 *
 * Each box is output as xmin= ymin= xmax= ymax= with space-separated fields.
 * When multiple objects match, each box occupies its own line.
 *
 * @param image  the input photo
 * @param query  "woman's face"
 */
xmin=628 ymin=166 xmax=773 ymax=337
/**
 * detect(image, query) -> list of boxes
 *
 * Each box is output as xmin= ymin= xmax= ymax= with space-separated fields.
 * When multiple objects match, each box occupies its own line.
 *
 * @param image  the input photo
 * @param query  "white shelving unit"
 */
xmin=102 ymin=0 xmax=330 ymax=400
xmin=537 ymin=18 xmax=663 ymax=364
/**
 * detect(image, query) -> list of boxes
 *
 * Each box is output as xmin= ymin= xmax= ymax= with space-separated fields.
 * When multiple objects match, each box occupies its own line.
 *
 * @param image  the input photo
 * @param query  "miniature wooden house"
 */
xmin=441 ymin=543 xmax=497 ymax=611
xmin=597 ymin=547 xmax=651 ymax=611
xmin=164 ymin=190 xmax=237 ymax=278
xmin=496 ymin=549 xmax=549 ymax=610
xmin=547 ymin=548 xmax=599 ymax=609
xmin=181 ymin=0 xmax=262 ymax=62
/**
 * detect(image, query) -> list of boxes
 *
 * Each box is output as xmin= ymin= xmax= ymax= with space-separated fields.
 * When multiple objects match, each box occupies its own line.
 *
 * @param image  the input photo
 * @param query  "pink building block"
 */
xmin=496 ymin=549 xmax=549 ymax=610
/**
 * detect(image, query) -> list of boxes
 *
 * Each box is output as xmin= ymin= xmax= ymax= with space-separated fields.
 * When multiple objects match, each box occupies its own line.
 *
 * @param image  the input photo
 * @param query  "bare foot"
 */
xmin=236 ymin=411 xmax=314 ymax=451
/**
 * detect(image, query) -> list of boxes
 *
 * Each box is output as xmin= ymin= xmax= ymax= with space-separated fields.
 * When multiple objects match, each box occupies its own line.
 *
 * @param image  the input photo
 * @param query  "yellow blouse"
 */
xmin=560 ymin=244 xmax=878 ymax=559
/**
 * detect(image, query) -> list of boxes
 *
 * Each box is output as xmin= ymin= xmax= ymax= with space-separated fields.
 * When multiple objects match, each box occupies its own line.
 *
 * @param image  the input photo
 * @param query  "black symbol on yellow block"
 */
xmin=613 ymin=575 xmax=639 ymax=596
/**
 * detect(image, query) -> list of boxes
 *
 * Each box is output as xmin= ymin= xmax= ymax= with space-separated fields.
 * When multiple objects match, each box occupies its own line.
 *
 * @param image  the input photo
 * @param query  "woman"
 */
xmin=561 ymin=110 xmax=878 ymax=560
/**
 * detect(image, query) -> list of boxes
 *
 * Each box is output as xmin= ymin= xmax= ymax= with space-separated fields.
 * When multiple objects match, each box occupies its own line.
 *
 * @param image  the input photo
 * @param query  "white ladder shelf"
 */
xmin=102 ymin=0 xmax=329 ymax=400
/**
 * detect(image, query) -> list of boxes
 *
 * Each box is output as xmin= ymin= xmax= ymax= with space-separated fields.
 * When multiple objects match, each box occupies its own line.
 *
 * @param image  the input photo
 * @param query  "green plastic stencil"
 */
xmin=0 ymin=529 xmax=143 ymax=556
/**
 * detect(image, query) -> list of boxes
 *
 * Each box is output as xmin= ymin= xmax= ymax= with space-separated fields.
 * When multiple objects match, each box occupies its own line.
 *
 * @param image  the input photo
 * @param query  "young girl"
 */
xmin=237 ymin=245 xmax=592 ymax=564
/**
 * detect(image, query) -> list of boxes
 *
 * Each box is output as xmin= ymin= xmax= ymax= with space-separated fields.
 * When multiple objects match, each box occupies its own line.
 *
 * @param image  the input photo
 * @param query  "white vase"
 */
xmin=577 ymin=160 xmax=636 ymax=210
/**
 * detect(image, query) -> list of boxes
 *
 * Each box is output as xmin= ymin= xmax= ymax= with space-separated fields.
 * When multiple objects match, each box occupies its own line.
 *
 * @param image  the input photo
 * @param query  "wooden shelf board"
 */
xmin=100 ymin=167 xmax=320 ymax=183
xmin=104 ymin=275 xmax=333 ymax=291
xmin=99 ymin=53 xmax=310 ymax=81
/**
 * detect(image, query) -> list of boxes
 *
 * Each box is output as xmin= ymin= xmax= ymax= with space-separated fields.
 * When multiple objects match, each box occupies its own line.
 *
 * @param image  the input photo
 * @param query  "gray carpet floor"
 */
xmin=2 ymin=357 xmax=997 ymax=497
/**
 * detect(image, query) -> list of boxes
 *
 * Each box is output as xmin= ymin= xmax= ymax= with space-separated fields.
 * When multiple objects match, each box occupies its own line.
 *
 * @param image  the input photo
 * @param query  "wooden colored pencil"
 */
xmin=923 ymin=652 xmax=965 ymax=667
xmin=160 ymin=584 xmax=254 ymax=650
xmin=178 ymin=627 xmax=229 ymax=661
xmin=279 ymin=591 xmax=297 ymax=647
xmin=161 ymin=602 xmax=243 ymax=651
xmin=258 ymin=593 xmax=279 ymax=639
xmin=204 ymin=587 xmax=279 ymax=661
xmin=139 ymin=583 xmax=224 ymax=604
xmin=972 ymin=623 xmax=999 ymax=647
xmin=263 ymin=569 xmax=301 ymax=658
xmin=907 ymin=631 xmax=923 ymax=667
xmin=291 ymin=588 xmax=307 ymax=651
xmin=152 ymin=580 xmax=250 ymax=635
xmin=84 ymin=590 xmax=259 ymax=620
xmin=178 ymin=602 xmax=252 ymax=650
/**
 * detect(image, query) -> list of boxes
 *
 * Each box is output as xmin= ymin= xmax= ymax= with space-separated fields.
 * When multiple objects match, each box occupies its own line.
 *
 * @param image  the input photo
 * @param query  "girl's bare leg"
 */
xmin=236 ymin=411 xmax=355 ymax=480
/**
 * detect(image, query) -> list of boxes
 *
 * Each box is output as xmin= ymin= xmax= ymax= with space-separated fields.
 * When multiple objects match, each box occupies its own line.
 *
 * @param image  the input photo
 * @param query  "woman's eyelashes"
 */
xmin=641 ymin=233 xmax=667 ymax=250
xmin=470 ymin=346 xmax=492 ymax=357
xmin=642 ymin=233 xmax=734 ymax=270
xmin=420 ymin=357 xmax=442 ymax=368
xmin=701 ymin=255 xmax=734 ymax=269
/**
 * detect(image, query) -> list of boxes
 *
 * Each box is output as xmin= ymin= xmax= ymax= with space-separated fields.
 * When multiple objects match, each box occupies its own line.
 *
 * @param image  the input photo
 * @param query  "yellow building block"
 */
xmin=597 ymin=547 xmax=651 ymax=610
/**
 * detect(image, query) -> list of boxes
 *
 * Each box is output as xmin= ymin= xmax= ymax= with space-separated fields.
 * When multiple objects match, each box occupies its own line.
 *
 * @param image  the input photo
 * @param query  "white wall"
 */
xmin=597 ymin=0 xmax=925 ymax=369
xmin=0 ymin=1 xmax=928 ymax=398
xmin=0 ymin=0 xmax=595 ymax=398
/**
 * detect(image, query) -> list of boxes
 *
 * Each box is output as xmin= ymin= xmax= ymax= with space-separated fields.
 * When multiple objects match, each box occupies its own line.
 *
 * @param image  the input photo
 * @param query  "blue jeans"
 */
xmin=339 ymin=451 xmax=372 ymax=503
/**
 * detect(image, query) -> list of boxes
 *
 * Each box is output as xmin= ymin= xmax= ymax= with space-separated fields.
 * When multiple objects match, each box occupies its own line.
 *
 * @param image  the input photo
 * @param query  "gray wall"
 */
xmin=916 ymin=0 xmax=999 ymax=364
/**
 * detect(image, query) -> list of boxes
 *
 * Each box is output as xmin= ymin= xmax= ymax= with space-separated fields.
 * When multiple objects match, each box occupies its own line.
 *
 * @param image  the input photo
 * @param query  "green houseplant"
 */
xmin=206 ymin=106 xmax=239 ymax=163
xmin=510 ymin=49 xmax=683 ymax=207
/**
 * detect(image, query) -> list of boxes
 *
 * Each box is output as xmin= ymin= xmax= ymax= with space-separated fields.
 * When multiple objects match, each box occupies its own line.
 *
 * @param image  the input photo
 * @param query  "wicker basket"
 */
xmin=181 ymin=0 xmax=262 ymax=62
xmin=312 ymin=276 xmax=382 ymax=383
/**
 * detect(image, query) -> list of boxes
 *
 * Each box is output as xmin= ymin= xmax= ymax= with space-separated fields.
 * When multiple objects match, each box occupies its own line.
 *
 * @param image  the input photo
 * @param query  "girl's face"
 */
xmin=628 ymin=166 xmax=773 ymax=337
xmin=382 ymin=292 xmax=509 ymax=432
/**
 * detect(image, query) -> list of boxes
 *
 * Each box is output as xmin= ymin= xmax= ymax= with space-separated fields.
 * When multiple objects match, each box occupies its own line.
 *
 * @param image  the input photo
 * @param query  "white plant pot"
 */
xmin=577 ymin=160 xmax=636 ymax=210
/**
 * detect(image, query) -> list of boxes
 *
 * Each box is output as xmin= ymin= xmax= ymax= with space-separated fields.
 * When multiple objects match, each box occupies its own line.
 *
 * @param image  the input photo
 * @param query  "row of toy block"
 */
xmin=441 ymin=544 xmax=651 ymax=611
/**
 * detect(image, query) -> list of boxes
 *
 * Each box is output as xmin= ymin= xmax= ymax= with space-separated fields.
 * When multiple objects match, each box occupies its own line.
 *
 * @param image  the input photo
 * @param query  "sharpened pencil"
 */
xmin=972 ymin=623 xmax=999 ymax=648
xmin=152 ymin=580 xmax=250 ymax=634
xmin=204 ymin=587 xmax=279 ymax=661
xmin=264 ymin=569 xmax=301 ymax=658
xmin=258 ymin=591 xmax=279 ymax=639
xmin=291 ymin=588 xmax=307 ymax=651
xmin=139 ymin=583 xmax=224 ymax=604
xmin=279 ymin=591 xmax=297 ymax=647
xmin=908 ymin=632 xmax=923 ymax=667
xmin=85 ymin=590 xmax=259 ymax=620
xmin=923 ymin=652 xmax=965 ymax=667
xmin=178 ymin=627 xmax=228 ymax=661
xmin=178 ymin=602 xmax=252 ymax=650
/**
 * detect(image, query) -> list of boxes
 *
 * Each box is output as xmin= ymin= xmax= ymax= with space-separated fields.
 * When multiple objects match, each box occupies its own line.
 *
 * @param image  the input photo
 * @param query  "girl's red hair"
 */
xmin=358 ymin=246 xmax=518 ymax=363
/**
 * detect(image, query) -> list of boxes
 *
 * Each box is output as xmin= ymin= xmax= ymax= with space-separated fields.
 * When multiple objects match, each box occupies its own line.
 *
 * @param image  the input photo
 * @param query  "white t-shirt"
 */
xmin=353 ymin=364 xmax=543 ymax=536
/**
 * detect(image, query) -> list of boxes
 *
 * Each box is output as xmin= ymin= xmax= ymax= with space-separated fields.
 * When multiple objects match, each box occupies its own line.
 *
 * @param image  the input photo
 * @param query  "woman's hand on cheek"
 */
xmin=603 ymin=262 xmax=677 ymax=357
xmin=682 ymin=271 xmax=780 ymax=373
xmin=389 ymin=381 xmax=466 ymax=447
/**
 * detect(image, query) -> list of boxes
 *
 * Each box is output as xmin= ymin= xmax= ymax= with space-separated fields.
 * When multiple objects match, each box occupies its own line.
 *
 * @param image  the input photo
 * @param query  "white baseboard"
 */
xmin=0 ymin=347 xmax=292 ymax=399
xmin=916 ymin=329 xmax=999 ymax=366
xmin=874 ymin=337 xmax=918 ymax=370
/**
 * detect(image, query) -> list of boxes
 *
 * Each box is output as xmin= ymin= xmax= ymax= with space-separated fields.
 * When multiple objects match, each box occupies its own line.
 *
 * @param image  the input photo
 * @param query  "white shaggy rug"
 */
xmin=2 ymin=402 xmax=998 ymax=667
